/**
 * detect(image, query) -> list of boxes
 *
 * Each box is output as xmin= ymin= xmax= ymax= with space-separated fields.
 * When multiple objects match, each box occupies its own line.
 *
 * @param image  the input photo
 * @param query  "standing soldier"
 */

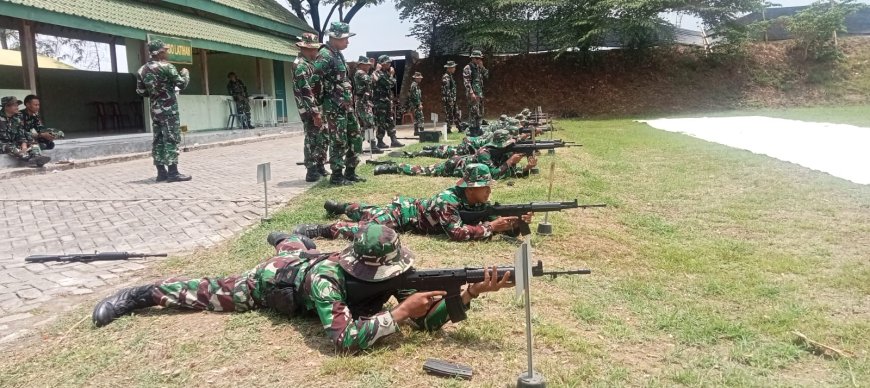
xmin=315 ymin=22 xmax=363 ymax=185
xmin=372 ymin=55 xmax=403 ymax=149
xmin=409 ymin=72 xmax=424 ymax=135
xmin=294 ymin=33 xmax=327 ymax=182
xmin=227 ymin=72 xmax=254 ymax=129
xmin=353 ymin=56 xmax=382 ymax=155
xmin=463 ymin=50 xmax=489 ymax=137
xmin=136 ymin=39 xmax=191 ymax=182
xmin=441 ymin=61 xmax=460 ymax=133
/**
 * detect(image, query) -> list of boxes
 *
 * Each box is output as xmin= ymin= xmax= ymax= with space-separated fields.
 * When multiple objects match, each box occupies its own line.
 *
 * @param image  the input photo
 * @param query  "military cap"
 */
xmin=357 ymin=55 xmax=372 ymax=64
xmin=514 ymin=114 xmax=526 ymax=121
xmin=1 ymin=96 xmax=22 ymax=107
xmin=338 ymin=224 xmax=414 ymax=282
xmin=327 ymin=22 xmax=356 ymax=39
xmin=412 ymin=72 xmax=423 ymax=79
xmin=147 ymin=40 xmax=168 ymax=55
xmin=469 ymin=50 xmax=483 ymax=58
xmin=486 ymin=129 xmax=515 ymax=149
xmin=499 ymin=114 xmax=509 ymax=121
xmin=378 ymin=55 xmax=392 ymax=64
xmin=456 ymin=163 xmax=494 ymax=188
xmin=296 ymin=33 xmax=323 ymax=49
xmin=521 ymin=108 xmax=532 ymax=116
xmin=444 ymin=60 xmax=457 ymax=68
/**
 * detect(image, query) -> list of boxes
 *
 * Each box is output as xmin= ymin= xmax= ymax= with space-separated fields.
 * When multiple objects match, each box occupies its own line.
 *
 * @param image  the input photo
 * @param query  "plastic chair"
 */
xmin=225 ymin=99 xmax=246 ymax=129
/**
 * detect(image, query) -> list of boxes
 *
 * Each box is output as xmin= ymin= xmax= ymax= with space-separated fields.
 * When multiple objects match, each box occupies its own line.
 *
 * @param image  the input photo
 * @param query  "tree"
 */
xmin=0 ymin=29 xmax=19 ymax=50
xmin=282 ymin=0 xmax=385 ymax=40
xmin=785 ymin=0 xmax=865 ymax=60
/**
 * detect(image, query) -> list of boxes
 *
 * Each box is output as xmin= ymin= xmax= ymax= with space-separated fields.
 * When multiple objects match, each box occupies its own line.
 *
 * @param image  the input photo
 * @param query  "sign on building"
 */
xmin=146 ymin=34 xmax=193 ymax=64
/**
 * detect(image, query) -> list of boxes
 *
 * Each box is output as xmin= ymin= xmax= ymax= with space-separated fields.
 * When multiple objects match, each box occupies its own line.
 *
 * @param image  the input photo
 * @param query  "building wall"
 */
xmin=0 ymin=65 xmax=25 ymax=89
xmin=283 ymin=61 xmax=300 ymax=123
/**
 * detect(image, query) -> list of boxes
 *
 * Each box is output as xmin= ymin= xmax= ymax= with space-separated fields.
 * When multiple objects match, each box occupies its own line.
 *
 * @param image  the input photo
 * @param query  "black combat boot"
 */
xmin=155 ymin=165 xmax=168 ymax=182
xmin=292 ymin=224 xmax=332 ymax=239
xmin=317 ymin=164 xmax=329 ymax=176
xmin=344 ymin=167 xmax=366 ymax=182
xmin=329 ymin=173 xmax=354 ymax=185
xmin=92 ymin=285 xmax=158 ymax=327
xmin=266 ymin=231 xmax=317 ymax=250
xmin=305 ymin=169 xmax=321 ymax=182
xmin=377 ymin=138 xmax=390 ymax=149
xmin=390 ymin=135 xmax=405 ymax=148
xmin=323 ymin=200 xmax=347 ymax=215
xmin=370 ymin=140 xmax=384 ymax=154
xmin=373 ymin=164 xmax=400 ymax=175
xmin=166 ymin=164 xmax=192 ymax=182
xmin=28 ymin=155 xmax=51 ymax=168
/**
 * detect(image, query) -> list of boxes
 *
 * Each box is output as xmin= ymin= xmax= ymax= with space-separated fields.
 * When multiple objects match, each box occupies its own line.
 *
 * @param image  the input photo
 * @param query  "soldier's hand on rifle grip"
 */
xmin=520 ymin=212 xmax=534 ymax=223
xmin=468 ymin=266 xmax=514 ymax=298
xmin=391 ymin=290 xmax=446 ymax=321
xmin=507 ymin=153 xmax=525 ymax=167
xmin=525 ymin=154 xmax=538 ymax=170
xmin=490 ymin=216 xmax=520 ymax=232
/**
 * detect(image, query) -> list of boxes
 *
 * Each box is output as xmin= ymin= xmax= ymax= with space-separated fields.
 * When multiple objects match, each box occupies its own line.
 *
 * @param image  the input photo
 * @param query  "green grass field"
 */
xmin=1 ymin=116 xmax=868 ymax=387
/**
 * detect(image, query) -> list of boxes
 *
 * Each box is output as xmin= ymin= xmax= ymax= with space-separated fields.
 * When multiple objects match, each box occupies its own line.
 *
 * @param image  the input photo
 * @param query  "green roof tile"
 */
xmin=3 ymin=0 xmax=299 ymax=58
xmin=212 ymin=0 xmax=309 ymax=30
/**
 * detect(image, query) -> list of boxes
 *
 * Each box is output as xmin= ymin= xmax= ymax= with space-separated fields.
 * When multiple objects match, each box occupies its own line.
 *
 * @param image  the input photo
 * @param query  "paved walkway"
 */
xmin=0 ymin=132 xmax=312 ymax=344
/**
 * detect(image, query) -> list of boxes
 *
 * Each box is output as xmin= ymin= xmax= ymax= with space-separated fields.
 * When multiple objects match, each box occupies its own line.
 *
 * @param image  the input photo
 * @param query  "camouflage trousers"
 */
xmin=397 ymin=156 xmax=467 ymax=177
xmin=152 ymin=119 xmax=180 ymax=166
xmin=303 ymin=116 xmax=328 ymax=170
xmin=152 ymin=239 xmax=304 ymax=312
xmin=413 ymin=107 xmax=424 ymax=133
xmin=373 ymin=102 xmax=396 ymax=140
xmin=234 ymin=96 xmax=251 ymax=119
xmin=327 ymin=201 xmax=424 ymax=239
xmin=325 ymin=108 xmax=362 ymax=173
xmin=1 ymin=142 xmax=41 ymax=161
xmin=467 ymin=97 xmax=485 ymax=134
xmin=442 ymin=99 xmax=459 ymax=130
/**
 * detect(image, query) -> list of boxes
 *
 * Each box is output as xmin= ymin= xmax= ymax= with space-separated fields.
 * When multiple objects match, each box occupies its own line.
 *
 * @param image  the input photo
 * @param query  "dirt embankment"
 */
xmin=411 ymin=37 xmax=870 ymax=119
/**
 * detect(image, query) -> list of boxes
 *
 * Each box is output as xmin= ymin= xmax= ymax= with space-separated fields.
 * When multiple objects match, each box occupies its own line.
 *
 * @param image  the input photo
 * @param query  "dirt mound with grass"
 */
xmin=411 ymin=37 xmax=870 ymax=118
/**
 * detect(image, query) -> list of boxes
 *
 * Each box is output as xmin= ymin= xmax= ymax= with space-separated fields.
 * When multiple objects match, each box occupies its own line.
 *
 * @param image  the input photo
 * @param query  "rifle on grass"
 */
xmin=493 ymin=141 xmax=577 ymax=157
xmin=344 ymin=260 xmax=590 ymax=323
xmin=515 ymin=139 xmax=579 ymax=147
xmin=25 ymin=252 xmax=167 ymax=263
xmin=459 ymin=200 xmax=606 ymax=235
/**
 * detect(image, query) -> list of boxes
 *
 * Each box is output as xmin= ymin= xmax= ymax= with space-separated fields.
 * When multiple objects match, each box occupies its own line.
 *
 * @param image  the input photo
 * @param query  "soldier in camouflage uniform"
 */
xmin=1 ymin=96 xmax=49 ymax=167
xmin=441 ymin=61 xmax=460 ymax=133
xmin=399 ymin=131 xmax=492 ymax=159
xmin=295 ymin=164 xmax=534 ymax=242
xmin=20 ymin=94 xmax=63 ymax=151
xmin=353 ymin=55 xmax=383 ymax=155
xmin=463 ymin=50 xmax=489 ymax=137
xmin=372 ymin=55 xmax=403 ymax=149
xmin=92 ymin=224 xmax=512 ymax=351
xmin=409 ymin=72 xmax=424 ymax=135
xmin=136 ymin=39 xmax=192 ymax=182
xmin=227 ymin=72 xmax=254 ymax=129
xmin=315 ymin=22 xmax=364 ymax=185
xmin=293 ymin=33 xmax=328 ymax=182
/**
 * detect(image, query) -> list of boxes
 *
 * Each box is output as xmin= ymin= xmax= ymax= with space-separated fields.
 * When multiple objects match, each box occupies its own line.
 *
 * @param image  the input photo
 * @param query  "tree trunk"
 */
xmin=343 ymin=0 xmax=367 ymax=23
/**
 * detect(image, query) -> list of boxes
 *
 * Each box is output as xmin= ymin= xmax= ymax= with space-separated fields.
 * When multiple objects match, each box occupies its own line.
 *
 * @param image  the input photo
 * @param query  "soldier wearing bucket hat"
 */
xmin=92 ymin=224 xmax=510 ymax=351
xmin=463 ymin=50 xmax=489 ymax=136
xmin=409 ymin=72 xmax=425 ymax=135
xmin=297 ymin=163 xmax=533 ymax=241
xmin=136 ymin=39 xmax=192 ymax=182
xmin=1 ymin=96 xmax=50 ymax=167
xmin=353 ymin=55 xmax=383 ymax=156
xmin=315 ymin=22 xmax=364 ymax=185
xmin=295 ymin=32 xmax=328 ymax=182
xmin=372 ymin=54 xmax=403 ymax=148
xmin=441 ymin=61 xmax=460 ymax=133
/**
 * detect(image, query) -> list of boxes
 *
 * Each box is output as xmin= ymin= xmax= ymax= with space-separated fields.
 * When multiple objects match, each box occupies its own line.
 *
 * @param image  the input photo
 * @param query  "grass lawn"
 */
xmin=671 ymin=104 xmax=870 ymax=128
xmin=1 ymin=118 xmax=868 ymax=387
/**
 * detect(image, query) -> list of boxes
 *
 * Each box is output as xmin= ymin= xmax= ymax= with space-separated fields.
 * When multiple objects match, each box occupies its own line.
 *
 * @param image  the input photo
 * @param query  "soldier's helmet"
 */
xmin=486 ymin=129 xmax=515 ymax=149
xmin=521 ymin=108 xmax=532 ymax=116
xmin=378 ymin=55 xmax=392 ymax=64
xmin=456 ymin=163 xmax=494 ymax=188
xmin=296 ymin=33 xmax=323 ymax=49
xmin=412 ymin=72 xmax=423 ymax=79
xmin=1 ymin=96 xmax=22 ymax=107
xmin=470 ymin=50 xmax=484 ymax=58
xmin=147 ymin=40 xmax=168 ymax=55
xmin=444 ymin=60 xmax=457 ymax=68
xmin=328 ymin=22 xmax=356 ymax=39
xmin=499 ymin=114 xmax=508 ymax=121
xmin=357 ymin=55 xmax=372 ymax=64
xmin=338 ymin=224 xmax=414 ymax=282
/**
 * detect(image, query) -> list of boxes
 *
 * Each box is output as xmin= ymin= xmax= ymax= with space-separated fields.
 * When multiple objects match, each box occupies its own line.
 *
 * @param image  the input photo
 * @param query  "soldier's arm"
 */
xmin=241 ymin=80 xmax=248 ymax=97
xmin=436 ymin=198 xmax=494 ymax=241
xmin=481 ymin=67 xmax=489 ymax=79
xmin=441 ymin=75 xmax=450 ymax=97
xmin=352 ymin=72 xmax=365 ymax=98
xmin=166 ymin=64 xmax=190 ymax=90
xmin=463 ymin=66 xmax=473 ymax=93
xmin=394 ymin=290 xmax=466 ymax=330
xmin=226 ymin=82 xmax=233 ymax=96
xmin=135 ymin=73 xmax=148 ymax=97
xmin=294 ymin=66 xmax=320 ymax=116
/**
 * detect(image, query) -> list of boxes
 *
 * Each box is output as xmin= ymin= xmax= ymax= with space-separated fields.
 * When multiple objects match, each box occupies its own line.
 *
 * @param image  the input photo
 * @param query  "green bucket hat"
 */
xmin=327 ymin=22 xmax=356 ymax=39
xmin=338 ymin=224 xmax=414 ymax=282
xmin=456 ymin=163 xmax=494 ymax=188
xmin=499 ymin=114 xmax=508 ymax=121
xmin=521 ymin=108 xmax=532 ymax=116
xmin=486 ymin=129 xmax=515 ymax=149
xmin=378 ymin=55 xmax=391 ymax=64
xmin=444 ymin=60 xmax=457 ymax=68
xmin=412 ymin=72 xmax=423 ymax=79
xmin=1 ymin=96 xmax=22 ymax=107
xmin=147 ymin=40 xmax=168 ymax=55
xmin=357 ymin=55 xmax=372 ymax=64
xmin=514 ymin=114 xmax=526 ymax=121
xmin=470 ymin=50 xmax=483 ymax=58
xmin=296 ymin=32 xmax=323 ymax=49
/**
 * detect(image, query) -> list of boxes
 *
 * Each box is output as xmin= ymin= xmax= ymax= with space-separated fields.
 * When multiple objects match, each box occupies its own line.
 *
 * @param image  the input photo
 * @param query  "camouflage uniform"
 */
xmin=227 ymin=78 xmax=252 ymax=127
xmin=409 ymin=77 xmax=424 ymax=134
xmin=315 ymin=34 xmax=361 ymax=176
xmin=423 ymin=133 xmax=492 ymax=159
xmin=19 ymin=110 xmax=62 ymax=150
xmin=325 ymin=164 xmax=496 ymax=241
xmin=0 ymin=107 xmax=42 ymax=161
xmin=136 ymin=50 xmax=190 ymax=166
xmin=463 ymin=51 xmax=489 ymax=135
xmin=393 ymin=130 xmax=518 ymax=178
xmin=294 ymin=54 xmax=326 ymax=171
xmin=441 ymin=61 xmax=460 ymax=132
xmin=372 ymin=56 xmax=397 ymax=143
xmin=353 ymin=62 xmax=375 ymax=140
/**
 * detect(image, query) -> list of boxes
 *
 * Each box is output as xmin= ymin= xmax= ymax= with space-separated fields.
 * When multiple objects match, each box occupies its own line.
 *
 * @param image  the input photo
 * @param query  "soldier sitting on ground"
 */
xmin=293 ymin=163 xmax=534 ymax=242
xmin=92 ymin=224 xmax=512 ymax=351
xmin=0 ymin=96 xmax=50 ymax=167
xmin=20 ymin=94 xmax=64 ymax=151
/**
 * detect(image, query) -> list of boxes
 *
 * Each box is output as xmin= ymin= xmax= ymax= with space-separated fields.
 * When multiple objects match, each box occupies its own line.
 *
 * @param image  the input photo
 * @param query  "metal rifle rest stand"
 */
xmin=257 ymin=162 xmax=271 ymax=222
xmin=516 ymin=237 xmax=546 ymax=387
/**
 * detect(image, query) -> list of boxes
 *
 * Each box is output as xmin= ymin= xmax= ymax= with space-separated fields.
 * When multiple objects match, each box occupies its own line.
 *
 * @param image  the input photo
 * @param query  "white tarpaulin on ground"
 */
xmin=639 ymin=116 xmax=870 ymax=185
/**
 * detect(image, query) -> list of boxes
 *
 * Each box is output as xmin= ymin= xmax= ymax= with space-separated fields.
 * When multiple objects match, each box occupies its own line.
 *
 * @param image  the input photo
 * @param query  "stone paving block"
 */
xmin=0 ymin=313 xmax=33 ymax=324
xmin=24 ymin=263 xmax=48 ymax=272
xmin=71 ymin=288 xmax=94 ymax=295
xmin=16 ymin=288 xmax=42 ymax=300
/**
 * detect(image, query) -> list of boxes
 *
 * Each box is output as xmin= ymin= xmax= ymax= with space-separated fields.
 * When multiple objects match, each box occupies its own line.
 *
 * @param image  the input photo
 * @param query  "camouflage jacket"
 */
xmin=293 ymin=58 xmax=322 ymax=118
xmin=409 ymin=81 xmax=422 ymax=107
xmin=0 ymin=112 xmax=28 ymax=144
xmin=227 ymin=79 xmax=248 ymax=99
xmin=372 ymin=69 xmax=395 ymax=107
xmin=463 ymin=63 xmax=489 ymax=98
xmin=464 ymin=147 xmax=517 ymax=180
xmin=459 ymin=134 xmax=493 ymax=154
xmin=314 ymin=43 xmax=353 ymax=112
xmin=353 ymin=69 xmax=374 ymax=109
xmin=135 ymin=60 xmax=190 ymax=122
xmin=18 ymin=110 xmax=45 ymax=134
xmin=394 ymin=186 xmax=494 ymax=241
xmin=441 ymin=72 xmax=456 ymax=103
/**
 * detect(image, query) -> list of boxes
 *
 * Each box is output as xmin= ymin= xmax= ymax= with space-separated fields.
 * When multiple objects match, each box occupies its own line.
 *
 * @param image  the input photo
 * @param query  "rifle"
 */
xmin=518 ymin=126 xmax=554 ymax=135
xmin=25 ymin=252 xmax=168 ymax=263
xmin=515 ymin=139 xmax=578 ymax=146
xmin=344 ymin=260 xmax=590 ymax=323
xmin=494 ymin=141 xmax=576 ymax=157
xmin=459 ymin=200 xmax=606 ymax=235
xmin=365 ymin=159 xmax=396 ymax=165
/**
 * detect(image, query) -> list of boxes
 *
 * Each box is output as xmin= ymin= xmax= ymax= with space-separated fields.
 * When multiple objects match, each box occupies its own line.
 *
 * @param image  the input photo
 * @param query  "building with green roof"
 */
xmin=0 ymin=0 xmax=312 ymax=134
